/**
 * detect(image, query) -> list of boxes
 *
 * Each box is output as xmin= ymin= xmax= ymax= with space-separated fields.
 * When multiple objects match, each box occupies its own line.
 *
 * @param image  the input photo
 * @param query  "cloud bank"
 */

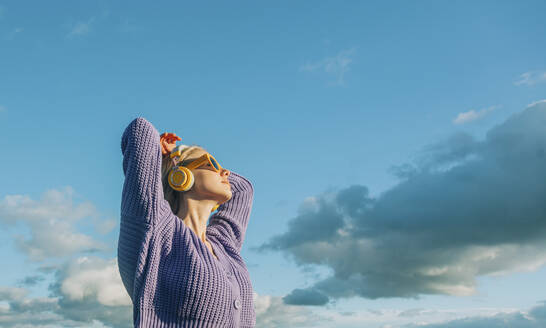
xmin=255 ymin=100 xmax=546 ymax=305
xmin=0 ymin=257 xmax=132 ymax=328
xmin=2 ymin=102 xmax=546 ymax=326
xmin=405 ymin=301 xmax=546 ymax=328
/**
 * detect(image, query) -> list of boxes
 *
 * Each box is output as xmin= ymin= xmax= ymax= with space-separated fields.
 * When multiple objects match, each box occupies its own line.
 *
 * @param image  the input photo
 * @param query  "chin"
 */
xmin=225 ymin=189 xmax=232 ymax=200
xmin=224 ymin=189 xmax=232 ymax=202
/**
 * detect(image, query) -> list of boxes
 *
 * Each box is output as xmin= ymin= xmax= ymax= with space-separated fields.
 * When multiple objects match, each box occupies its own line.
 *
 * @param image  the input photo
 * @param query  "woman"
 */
xmin=118 ymin=117 xmax=256 ymax=327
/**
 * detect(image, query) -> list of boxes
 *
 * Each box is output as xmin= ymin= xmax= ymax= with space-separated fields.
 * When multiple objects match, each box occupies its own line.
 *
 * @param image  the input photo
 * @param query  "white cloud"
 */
xmin=58 ymin=257 xmax=131 ymax=307
xmin=299 ymin=48 xmax=356 ymax=86
xmin=94 ymin=218 xmax=117 ymax=235
xmin=514 ymin=70 xmax=546 ymax=86
xmin=527 ymin=99 xmax=546 ymax=108
xmin=67 ymin=17 xmax=96 ymax=38
xmin=0 ymin=186 xmax=111 ymax=261
xmin=453 ymin=105 xmax=498 ymax=125
xmin=49 ymin=256 xmax=132 ymax=326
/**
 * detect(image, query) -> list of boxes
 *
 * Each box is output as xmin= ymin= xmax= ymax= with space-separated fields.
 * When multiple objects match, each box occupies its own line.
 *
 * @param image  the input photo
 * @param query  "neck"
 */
xmin=176 ymin=197 xmax=216 ymax=242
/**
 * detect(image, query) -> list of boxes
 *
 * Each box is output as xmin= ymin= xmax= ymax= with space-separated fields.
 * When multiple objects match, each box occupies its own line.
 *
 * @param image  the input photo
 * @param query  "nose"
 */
xmin=221 ymin=168 xmax=230 ymax=177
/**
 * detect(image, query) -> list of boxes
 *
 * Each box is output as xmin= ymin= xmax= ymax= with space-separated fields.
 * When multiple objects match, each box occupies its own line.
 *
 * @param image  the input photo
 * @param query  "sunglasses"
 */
xmin=181 ymin=153 xmax=223 ymax=172
xmin=169 ymin=145 xmax=224 ymax=172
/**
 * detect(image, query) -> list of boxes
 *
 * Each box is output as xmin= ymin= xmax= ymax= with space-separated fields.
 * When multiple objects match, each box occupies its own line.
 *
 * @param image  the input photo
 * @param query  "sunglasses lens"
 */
xmin=210 ymin=157 xmax=220 ymax=170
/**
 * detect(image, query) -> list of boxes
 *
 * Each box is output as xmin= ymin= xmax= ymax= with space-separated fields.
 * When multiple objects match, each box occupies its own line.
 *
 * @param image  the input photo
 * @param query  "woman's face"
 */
xmin=186 ymin=150 xmax=232 ymax=203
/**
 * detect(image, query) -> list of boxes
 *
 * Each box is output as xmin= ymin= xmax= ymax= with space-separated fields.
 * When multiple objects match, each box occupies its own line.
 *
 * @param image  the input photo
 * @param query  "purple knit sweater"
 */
xmin=118 ymin=117 xmax=256 ymax=327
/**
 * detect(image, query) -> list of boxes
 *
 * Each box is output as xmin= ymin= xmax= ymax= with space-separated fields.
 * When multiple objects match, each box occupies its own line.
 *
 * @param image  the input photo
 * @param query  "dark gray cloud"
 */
xmin=17 ymin=275 xmax=45 ymax=287
xmin=404 ymin=301 xmax=546 ymax=328
xmin=254 ymin=101 xmax=546 ymax=304
xmin=282 ymin=288 xmax=330 ymax=306
xmin=259 ymin=195 xmax=345 ymax=251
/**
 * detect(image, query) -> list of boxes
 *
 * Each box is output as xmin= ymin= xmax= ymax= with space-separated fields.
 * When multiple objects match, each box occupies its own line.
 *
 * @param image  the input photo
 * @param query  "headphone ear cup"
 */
xmin=168 ymin=166 xmax=194 ymax=192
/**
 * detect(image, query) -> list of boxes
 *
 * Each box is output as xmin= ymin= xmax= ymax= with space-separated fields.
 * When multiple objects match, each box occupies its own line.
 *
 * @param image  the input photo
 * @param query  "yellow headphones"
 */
xmin=167 ymin=145 xmax=220 ymax=213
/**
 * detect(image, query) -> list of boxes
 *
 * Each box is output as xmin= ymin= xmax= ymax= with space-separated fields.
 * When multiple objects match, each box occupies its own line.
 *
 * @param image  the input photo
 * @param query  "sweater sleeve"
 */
xmin=120 ymin=117 xmax=165 ymax=226
xmin=208 ymin=171 xmax=254 ymax=254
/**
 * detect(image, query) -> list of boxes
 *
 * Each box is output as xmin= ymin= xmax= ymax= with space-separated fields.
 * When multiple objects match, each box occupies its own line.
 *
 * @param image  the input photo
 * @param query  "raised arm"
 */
xmin=208 ymin=171 xmax=254 ymax=254
xmin=120 ymin=117 xmax=165 ymax=226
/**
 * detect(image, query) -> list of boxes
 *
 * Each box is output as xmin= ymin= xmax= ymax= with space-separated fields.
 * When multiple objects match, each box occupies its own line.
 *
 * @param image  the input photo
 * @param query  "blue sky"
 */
xmin=1 ymin=1 xmax=546 ymax=327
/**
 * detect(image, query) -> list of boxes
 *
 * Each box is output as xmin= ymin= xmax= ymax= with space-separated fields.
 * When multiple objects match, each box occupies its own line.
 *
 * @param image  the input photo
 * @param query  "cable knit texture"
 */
xmin=118 ymin=117 xmax=256 ymax=328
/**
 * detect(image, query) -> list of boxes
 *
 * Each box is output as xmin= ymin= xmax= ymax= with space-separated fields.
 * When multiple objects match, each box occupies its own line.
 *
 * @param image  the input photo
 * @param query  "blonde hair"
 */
xmin=161 ymin=144 xmax=207 ymax=216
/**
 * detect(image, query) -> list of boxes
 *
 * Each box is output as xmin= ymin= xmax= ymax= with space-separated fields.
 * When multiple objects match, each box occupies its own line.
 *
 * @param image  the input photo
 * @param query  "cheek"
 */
xmin=194 ymin=173 xmax=222 ymax=191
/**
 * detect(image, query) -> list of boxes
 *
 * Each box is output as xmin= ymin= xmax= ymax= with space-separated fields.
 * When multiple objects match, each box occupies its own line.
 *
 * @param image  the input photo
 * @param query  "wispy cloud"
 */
xmin=255 ymin=100 xmax=546 ymax=304
xmin=514 ymin=70 xmax=546 ymax=86
xmin=527 ymin=99 xmax=546 ymax=108
xmin=67 ymin=17 xmax=96 ymax=38
xmin=0 ymin=105 xmax=6 ymax=112
xmin=299 ymin=48 xmax=356 ymax=86
xmin=0 ymin=186 xmax=111 ymax=261
xmin=453 ymin=105 xmax=499 ymax=125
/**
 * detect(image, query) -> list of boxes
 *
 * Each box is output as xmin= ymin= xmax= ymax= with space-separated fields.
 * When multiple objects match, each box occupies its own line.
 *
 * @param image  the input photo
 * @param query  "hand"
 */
xmin=160 ymin=132 xmax=182 ymax=155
